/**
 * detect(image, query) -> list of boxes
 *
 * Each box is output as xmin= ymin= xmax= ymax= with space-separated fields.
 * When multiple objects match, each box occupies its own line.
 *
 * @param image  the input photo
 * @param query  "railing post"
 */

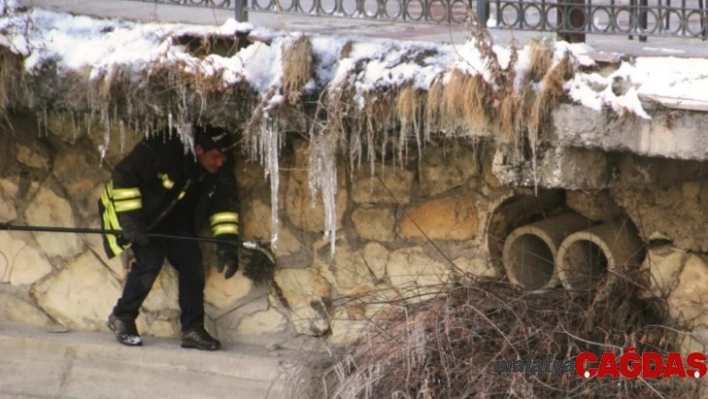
xmin=476 ymin=0 xmax=489 ymax=25
xmin=234 ymin=0 xmax=249 ymax=21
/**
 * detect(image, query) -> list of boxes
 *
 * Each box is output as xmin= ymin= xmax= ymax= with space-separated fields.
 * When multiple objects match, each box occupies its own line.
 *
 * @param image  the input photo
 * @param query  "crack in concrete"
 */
xmin=55 ymin=346 xmax=77 ymax=398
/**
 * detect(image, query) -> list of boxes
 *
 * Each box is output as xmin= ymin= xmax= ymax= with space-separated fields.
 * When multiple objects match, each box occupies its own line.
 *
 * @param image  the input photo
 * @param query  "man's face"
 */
xmin=195 ymin=145 xmax=226 ymax=174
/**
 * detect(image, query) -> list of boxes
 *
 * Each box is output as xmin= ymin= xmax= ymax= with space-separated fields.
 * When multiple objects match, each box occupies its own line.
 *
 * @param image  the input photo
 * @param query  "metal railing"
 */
xmin=131 ymin=0 xmax=708 ymax=39
xmin=486 ymin=0 xmax=708 ymax=40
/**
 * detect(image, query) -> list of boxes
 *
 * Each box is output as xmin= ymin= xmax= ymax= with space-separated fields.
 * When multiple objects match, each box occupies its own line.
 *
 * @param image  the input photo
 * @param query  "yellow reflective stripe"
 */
xmin=112 ymin=187 xmax=141 ymax=200
xmin=101 ymin=185 xmax=128 ymax=257
xmin=213 ymin=224 xmax=239 ymax=236
xmin=114 ymin=199 xmax=142 ymax=212
xmin=102 ymin=212 xmax=125 ymax=256
xmin=210 ymin=212 xmax=239 ymax=226
xmin=159 ymin=173 xmax=174 ymax=189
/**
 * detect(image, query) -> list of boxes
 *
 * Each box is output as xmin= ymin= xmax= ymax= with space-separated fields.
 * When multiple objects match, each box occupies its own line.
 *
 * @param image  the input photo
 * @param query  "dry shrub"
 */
xmin=527 ymin=54 xmax=574 ymax=141
xmin=361 ymin=90 xmax=396 ymax=134
xmin=526 ymin=40 xmax=553 ymax=84
xmin=396 ymin=84 xmax=424 ymax=132
xmin=499 ymin=93 xmax=521 ymax=144
xmin=441 ymin=69 xmax=493 ymax=133
xmin=282 ymin=36 xmax=313 ymax=105
xmin=326 ymin=278 xmax=700 ymax=398
xmin=396 ymin=84 xmax=425 ymax=148
xmin=425 ymin=75 xmax=445 ymax=136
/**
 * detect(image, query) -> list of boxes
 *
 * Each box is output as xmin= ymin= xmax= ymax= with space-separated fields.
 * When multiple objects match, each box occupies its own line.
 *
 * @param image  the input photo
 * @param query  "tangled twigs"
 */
xmin=325 ymin=279 xmax=701 ymax=398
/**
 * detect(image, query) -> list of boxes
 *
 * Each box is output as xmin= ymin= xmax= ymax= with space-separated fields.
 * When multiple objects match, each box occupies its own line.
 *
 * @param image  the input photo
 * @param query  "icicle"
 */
xmin=35 ymin=111 xmax=41 ymax=137
xmin=309 ymin=128 xmax=339 ymax=255
xmin=258 ymin=116 xmax=282 ymax=249
xmin=86 ymin=111 xmax=93 ymax=137
xmin=71 ymin=111 xmax=78 ymax=141
xmin=168 ymin=112 xmax=173 ymax=136
xmin=42 ymin=107 xmax=48 ymax=137
xmin=99 ymin=107 xmax=110 ymax=166
xmin=119 ymin=120 xmax=125 ymax=154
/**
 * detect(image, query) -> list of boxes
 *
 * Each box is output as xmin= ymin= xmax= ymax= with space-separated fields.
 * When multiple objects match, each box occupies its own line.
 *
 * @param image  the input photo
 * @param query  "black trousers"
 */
xmin=112 ymin=237 xmax=205 ymax=332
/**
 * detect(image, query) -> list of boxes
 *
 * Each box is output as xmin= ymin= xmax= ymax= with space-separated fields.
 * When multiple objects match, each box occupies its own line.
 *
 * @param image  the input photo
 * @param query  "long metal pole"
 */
xmin=1 ymin=223 xmax=226 ymax=245
xmin=0 ymin=222 xmax=274 ymax=263
xmin=0 ymin=223 xmax=275 ymax=264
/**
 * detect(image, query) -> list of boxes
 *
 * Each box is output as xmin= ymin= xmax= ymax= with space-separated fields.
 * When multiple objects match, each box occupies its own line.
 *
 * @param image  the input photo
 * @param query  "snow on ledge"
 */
xmin=2 ymin=0 xmax=708 ymax=122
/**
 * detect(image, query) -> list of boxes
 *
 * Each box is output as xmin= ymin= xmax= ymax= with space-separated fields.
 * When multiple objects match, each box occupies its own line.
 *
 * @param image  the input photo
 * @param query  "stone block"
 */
xmin=0 ymin=177 xmax=19 ymax=198
xmin=0 ymin=190 xmax=17 ymax=222
xmin=419 ymin=141 xmax=480 ymax=196
xmin=0 ymin=231 xmax=53 ymax=286
xmin=283 ymin=155 xmax=347 ymax=233
xmin=241 ymin=199 xmax=302 ymax=258
xmin=362 ymin=242 xmax=390 ymax=282
xmin=640 ymin=245 xmax=686 ymax=298
xmin=52 ymin=145 xmax=109 ymax=219
xmin=85 ymin=119 xmax=144 ymax=168
xmin=0 ymin=292 xmax=54 ymax=327
xmin=566 ymin=190 xmax=625 ymax=223
xmin=204 ymin=266 xmax=254 ymax=311
xmin=24 ymin=185 xmax=83 ymax=258
xmin=328 ymin=306 xmax=369 ymax=345
xmin=386 ymin=247 xmax=451 ymax=303
xmin=236 ymin=308 xmax=288 ymax=335
xmin=316 ymin=240 xmax=375 ymax=295
xmin=351 ymin=166 xmax=414 ymax=204
xmin=273 ymin=268 xmax=331 ymax=336
xmin=668 ymin=254 xmax=708 ymax=325
xmin=362 ymin=285 xmax=401 ymax=320
xmin=452 ymin=256 xmax=499 ymax=280
xmin=81 ymin=230 xmax=126 ymax=280
xmin=351 ymin=207 xmax=395 ymax=242
xmin=143 ymin=318 xmax=178 ymax=338
xmin=400 ymin=196 xmax=478 ymax=241
xmin=32 ymin=251 xmax=123 ymax=330
xmin=46 ymin=111 xmax=84 ymax=145
xmin=17 ymin=143 xmax=49 ymax=169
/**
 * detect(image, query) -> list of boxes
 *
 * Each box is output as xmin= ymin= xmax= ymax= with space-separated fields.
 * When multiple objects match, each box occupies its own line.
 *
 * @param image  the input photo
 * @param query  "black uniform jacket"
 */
xmin=99 ymin=131 xmax=239 ymax=259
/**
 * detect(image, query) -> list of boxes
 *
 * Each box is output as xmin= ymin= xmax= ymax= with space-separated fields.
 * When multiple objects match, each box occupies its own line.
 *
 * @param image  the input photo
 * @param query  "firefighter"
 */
xmin=99 ymin=125 xmax=240 ymax=350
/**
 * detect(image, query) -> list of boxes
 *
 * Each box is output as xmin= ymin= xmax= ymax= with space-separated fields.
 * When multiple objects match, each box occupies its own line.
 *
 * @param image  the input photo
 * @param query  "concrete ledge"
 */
xmin=0 ymin=322 xmax=310 ymax=399
xmin=554 ymin=104 xmax=708 ymax=161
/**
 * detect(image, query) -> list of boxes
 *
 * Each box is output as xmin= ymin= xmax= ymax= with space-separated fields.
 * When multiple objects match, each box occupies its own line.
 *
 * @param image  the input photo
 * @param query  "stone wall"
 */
xmin=0 ymin=113 xmax=506 ymax=344
xmin=3 ymin=109 xmax=708 ymax=354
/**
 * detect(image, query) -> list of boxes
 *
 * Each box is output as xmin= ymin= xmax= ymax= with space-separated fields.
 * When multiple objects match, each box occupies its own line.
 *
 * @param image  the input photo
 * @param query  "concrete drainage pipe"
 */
xmin=502 ymin=212 xmax=591 ymax=292
xmin=555 ymin=221 xmax=643 ymax=292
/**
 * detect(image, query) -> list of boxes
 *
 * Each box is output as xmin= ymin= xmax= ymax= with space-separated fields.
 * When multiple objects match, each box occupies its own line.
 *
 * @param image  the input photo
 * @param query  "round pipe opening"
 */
xmin=504 ymin=234 xmax=555 ymax=290
xmin=559 ymin=239 xmax=609 ymax=290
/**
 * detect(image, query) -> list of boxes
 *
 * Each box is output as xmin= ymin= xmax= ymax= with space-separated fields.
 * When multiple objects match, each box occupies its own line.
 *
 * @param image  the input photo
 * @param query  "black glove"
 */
xmin=117 ymin=213 xmax=149 ymax=246
xmin=217 ymin=242 xmax=239 ymax=279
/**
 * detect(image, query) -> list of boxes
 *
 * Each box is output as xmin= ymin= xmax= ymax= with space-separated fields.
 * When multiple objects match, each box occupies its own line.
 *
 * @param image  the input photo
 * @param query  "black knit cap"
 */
xmin=194 ymin=125 xmax=235 ymax=153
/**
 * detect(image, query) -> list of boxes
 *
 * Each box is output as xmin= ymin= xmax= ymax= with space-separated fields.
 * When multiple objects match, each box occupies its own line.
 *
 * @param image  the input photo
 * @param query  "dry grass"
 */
xmin=440 ymin=69 xmax=493 ymax=133
xmin=396 ymin=84 xmax=424 ymax=133
xmin=527 ymin=54 xmax=574 ymax=141
xmin=324 ymin=278 xmax=700 ymax=398
xmin=526 ymin=40 xmax=553 ymax=84
xmin=282 ymin=36 xmax=314 ymax=105
xmin=0 ymin=48 xmax=25 ymax=118
xmin=424 ymin=75 xmax=445 ymax=137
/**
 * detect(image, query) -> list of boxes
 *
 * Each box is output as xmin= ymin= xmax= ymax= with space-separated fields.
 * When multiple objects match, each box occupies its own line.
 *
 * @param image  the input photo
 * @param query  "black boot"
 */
xmin=181 ymin=324 xmax=221 ymax=351
xmin=106 ymin=314 xmax=142 ymax=346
